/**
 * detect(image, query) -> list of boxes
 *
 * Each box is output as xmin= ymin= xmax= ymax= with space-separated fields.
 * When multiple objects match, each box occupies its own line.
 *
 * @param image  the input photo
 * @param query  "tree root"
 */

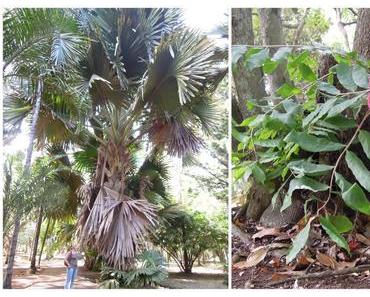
xmin=257 ymin=264 xmax=370 ymax=287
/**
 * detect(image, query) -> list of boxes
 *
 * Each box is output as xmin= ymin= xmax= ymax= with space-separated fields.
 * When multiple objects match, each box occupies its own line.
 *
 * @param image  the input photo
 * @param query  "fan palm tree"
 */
xmin=3 ymin=8 xmax=88 ymax=288
xmin=75 ymin=8 xmax=227 ymax=270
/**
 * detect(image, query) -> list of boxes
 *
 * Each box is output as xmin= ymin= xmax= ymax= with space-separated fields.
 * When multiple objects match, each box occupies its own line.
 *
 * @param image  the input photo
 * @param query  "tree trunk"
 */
xmin=38 ymin=217 xmax=51 ymax=267
xmin=353 ymin=9 xmax=370 ymax=59
xmin=353 ymin=8 xmax=370 ymax=132
xmin=182 ymin=248 xmax=193 ymax=273
xmin=30 ymin=207 xmax=43 ymax=273
xmin=3 ymin=78 xmax=43 ymax=289
xmin=259 ymin=8 xmax=288 ymax=93
xmin=232 ymin=8 xmax=267 ymax=122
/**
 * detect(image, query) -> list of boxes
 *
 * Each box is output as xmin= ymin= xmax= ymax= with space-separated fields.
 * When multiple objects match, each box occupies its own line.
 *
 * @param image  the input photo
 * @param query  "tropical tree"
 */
xmin=74 ymin=8 xmax=226 ymax=271
xmin=3 ymin=8 xmax=87 ymax=288
xmin=152 ymin=210 xmax=226 ymax=273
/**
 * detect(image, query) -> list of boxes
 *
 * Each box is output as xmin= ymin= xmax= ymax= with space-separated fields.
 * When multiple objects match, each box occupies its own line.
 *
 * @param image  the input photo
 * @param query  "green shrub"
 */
xmin=99 ymin=250 xmax=168 ymax=288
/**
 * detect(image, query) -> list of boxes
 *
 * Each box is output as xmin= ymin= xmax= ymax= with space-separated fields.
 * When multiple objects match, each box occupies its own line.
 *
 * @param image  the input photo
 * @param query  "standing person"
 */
xmin=64 ymin=245 xmax=83 ymax=289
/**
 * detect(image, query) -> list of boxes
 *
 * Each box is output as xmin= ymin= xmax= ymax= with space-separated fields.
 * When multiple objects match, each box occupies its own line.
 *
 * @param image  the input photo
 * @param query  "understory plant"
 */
xmin=99 ymin=250 xmax=168 ymax=289
xmin=232 ymin=45 xmax=370 ymax=261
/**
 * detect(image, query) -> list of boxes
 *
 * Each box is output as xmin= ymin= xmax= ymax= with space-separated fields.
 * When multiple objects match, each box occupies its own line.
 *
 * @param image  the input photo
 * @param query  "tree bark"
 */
xmin=3 ymin=78 xmax=43 ymax=289
xmin=353 ymin=8 xmax=370 ymax=132
xmin=353 ymin=9 xmax=370 ymax=59
xmin=38 ymin=217 xmax=51 ymax=267
xmin=232 ymin=8 xmax=267 ymax=122
xmin=259 ymin=8 xmax=288 ymax=93
xmin=30 ymin=207 xmax=43 ymax=273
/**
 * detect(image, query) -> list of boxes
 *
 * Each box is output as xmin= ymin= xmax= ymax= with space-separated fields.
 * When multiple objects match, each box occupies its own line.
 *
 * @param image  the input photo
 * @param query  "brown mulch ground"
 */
xmin=232 ymin=219 xmax=370 ymax=289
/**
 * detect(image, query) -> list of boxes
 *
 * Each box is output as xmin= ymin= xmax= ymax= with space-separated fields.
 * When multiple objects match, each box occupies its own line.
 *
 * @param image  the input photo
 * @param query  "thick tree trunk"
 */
xmin=38 ymin=217 xmax=51 ymax=267
xmin=232 ymin=8 xmax=267 ymax=122
xmin=30 ymin=207 xmax=43 ymax=273
xmin=3 ymin=78 xmax=43 ymax=289
xmin=259 ymin=8 xmax=288 ymax=93
xmin=353 ymin=9 xmax=370 ymax=59
xmin=353 ymin=8 xmax=370 ymax=132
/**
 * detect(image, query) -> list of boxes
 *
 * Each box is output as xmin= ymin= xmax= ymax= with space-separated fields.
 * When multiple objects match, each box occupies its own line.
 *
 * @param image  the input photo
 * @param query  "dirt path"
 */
xmin=5 ymin=257 xmax=226 ymax=289
xmin=164 ymin=264 xmax=227 ymax=289
xmin=5 ymin=256 xmax=99 ymax=289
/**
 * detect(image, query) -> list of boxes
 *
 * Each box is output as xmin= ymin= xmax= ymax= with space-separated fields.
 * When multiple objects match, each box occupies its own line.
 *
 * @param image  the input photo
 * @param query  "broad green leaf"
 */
xmin=232 ymin=45 xmax=248 ymax=64
xmin=263 ymin=59 xmax=279 ymax=74
xmin=328 ymin=215 xmax=353 ymax=233
xmin=245 ymin=48 xmax=269 ymax=70
xmin=238 ymin=116 xmax=257 ymax=127
xmin=299 ymin=63 xmax=317 ymax=82
xmin=252 ymin=163 xmax=266 ymax=184
xmin=271 ymin=100 xmax=301 ymax=128
xmin=233 ymin=165 xmax=252 ymax=182
xmin=287 ymin=159 xmax=333 ymax=177
xmin=248 ymin=114 xmax=266 ymax=127
xmin=258 ymin=151 xmax=280 ymax=163
xmin=281 ymin=176 xmax=329 ymax=211
xmin=352 ymin=64 xmax=368 ymax=89
xmin=358 ymin=130 xmax=370 ymax=160
xmin=289 ymin=50 xmax=309 ymax=68
xmin=302 ymin=98 xmax=337 ymax=128
xmin=277 ymin=83 xmax=301 ymax=98
xmin=284 ymin=131 xmax=344 ymax=152
xmin=254 ymin=138 xmax=283 ymax=148
xmin=232 ymin=127 xmax=249 ymax=143
xmin=336 ymin=63 xmax=357 ymax=91
xmin=326 ymin=93 xmax=365 ymax=118
xmin=342 ymin=183 xmax=370 ymax=215
xmin=335 ymin=172 xmax=352 ymax=192
xmin=345 ymin=150 xmax=370 ymax=192
xmin=318 ymin=82 xmax=340 ymax=95
xmin=286 ymin=218 xmax=312 ymax=263
xmin=272 ymin=47 xmax=292 ymax=61
xmin=319 ymin=216 xmax=349 ymax=252
xmin=324 ymin=116 xmax=357 ymax=129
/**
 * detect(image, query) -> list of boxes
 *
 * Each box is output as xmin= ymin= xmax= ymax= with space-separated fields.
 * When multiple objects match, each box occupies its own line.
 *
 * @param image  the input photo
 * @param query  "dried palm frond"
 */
xmin=80 ymin=186 xmax=157 ymax=269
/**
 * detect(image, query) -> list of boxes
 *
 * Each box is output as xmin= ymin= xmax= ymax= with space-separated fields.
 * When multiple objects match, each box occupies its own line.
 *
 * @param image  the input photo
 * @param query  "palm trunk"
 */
xmin=30 ymin=207 xmax=43 ymax=273
xmin=38 ymin=218 xmax=51 ymax=267
xmin=3 ymin=78 xmax=43 ymax=289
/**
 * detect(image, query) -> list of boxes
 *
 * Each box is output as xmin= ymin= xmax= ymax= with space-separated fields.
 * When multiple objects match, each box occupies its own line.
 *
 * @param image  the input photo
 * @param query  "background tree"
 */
xmin=3 ymin=8 xmax=87 ymax=288
xmin=152 ymin=210 xmax=227 ymax=273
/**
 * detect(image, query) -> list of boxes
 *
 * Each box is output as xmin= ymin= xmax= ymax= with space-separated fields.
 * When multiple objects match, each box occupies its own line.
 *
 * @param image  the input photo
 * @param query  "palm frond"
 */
xmin=80 ymin=186 xmax=158 ymax=269
xmin=3 ymin=8 xmax=85 ymax=70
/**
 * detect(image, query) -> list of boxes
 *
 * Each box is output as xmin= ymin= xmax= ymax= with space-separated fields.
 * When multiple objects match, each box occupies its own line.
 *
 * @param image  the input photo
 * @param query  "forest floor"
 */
xmin=232 ymin=219 xmax=370 ymax=289
xmin=4 ymin=256 xmax=227 ymax=289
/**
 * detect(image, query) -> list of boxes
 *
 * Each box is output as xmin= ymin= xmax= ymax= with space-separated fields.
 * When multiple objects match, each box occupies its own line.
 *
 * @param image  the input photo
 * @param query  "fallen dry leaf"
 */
xmin=336 ymin=259 xmax=359 ymax=270
xmin=274 ymin=234 xmax=291 ymax=242
xmin=327 ymin=245 xmax=337 ymax=259
xmin=293 ymin=254 xmax=314 ymax=271
xmin=316 ymin=251 xmax=338 ymax=270
xmin=356 ymin=233 xmax=370 ymax=246
xmin=268 ymin=242 xmax=290 ymax=249
xmin=233 ymin=245 xmax=270 ymax=269
xmin=252 ymin=227 xmax=282 ymax=240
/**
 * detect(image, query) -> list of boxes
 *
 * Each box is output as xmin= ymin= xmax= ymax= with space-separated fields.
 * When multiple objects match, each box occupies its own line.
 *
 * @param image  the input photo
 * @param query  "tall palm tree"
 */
xmin=75 ymin=8 xmax=227 ymax=270
xmin=3 ymin=8 xmax=87 ymax=288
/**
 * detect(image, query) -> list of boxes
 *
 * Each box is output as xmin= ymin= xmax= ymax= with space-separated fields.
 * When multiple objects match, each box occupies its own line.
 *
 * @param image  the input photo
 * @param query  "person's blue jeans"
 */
xmin=64 ymin=267 xmax=77 ymax=289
